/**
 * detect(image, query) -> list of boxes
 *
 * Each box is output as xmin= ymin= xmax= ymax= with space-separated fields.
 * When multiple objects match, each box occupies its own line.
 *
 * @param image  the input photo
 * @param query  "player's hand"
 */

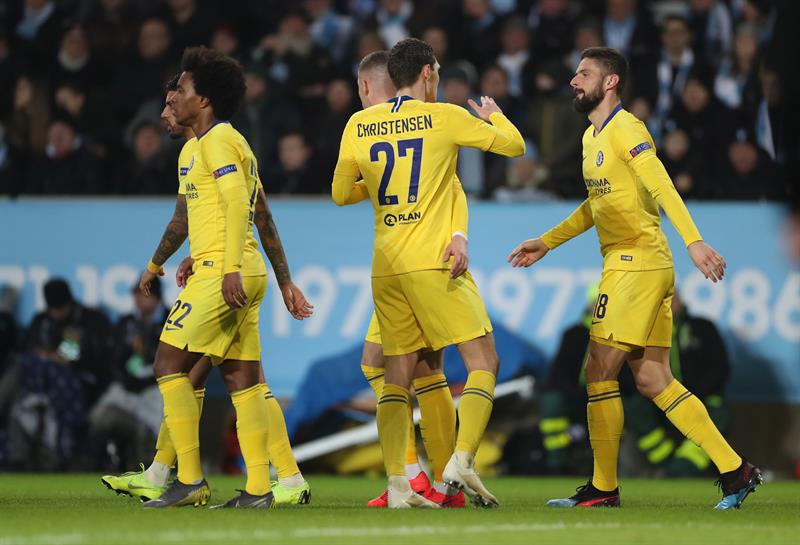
xmin=139 ymin=268 xmax=163 ymax=297
xmin=468 ymin=96 xmax=503 ymax=121
xmin=280 ymin=282 xmax=314 ymax=320
xmin=688 ymin=241 xmax=726 ymax=283
xmin=443 ymin=235 xmax=469 ymax=279
xmin=176 ymin=257 xmax=195 ymax=288
xmin=222 ymin=272 xmax=248 ymax=309
xmin=507 ymin=238 xmax=550 ymax=268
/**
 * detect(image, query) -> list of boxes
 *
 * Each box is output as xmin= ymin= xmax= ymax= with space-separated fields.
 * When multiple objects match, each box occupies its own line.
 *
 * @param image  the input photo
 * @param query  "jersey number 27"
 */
xmin=370 ymin=138 xmax=423 ymax=206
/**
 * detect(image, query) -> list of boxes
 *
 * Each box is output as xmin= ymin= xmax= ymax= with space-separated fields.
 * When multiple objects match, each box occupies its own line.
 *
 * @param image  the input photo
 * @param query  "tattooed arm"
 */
xmin=253 ymin=188 xmax=313 ymax=319
xmin=139 ymin=195 xmax=188 ymax=296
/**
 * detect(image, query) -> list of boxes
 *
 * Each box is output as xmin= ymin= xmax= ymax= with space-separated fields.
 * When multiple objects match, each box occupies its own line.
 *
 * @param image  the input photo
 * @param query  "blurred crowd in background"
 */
xmin=0 ymin=0 xmax=796 ymax=200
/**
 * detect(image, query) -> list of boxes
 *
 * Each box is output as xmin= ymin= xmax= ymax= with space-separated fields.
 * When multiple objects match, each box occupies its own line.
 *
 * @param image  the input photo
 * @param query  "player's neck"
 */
xmin=395 ymin=82 xmax=426 ymax=102
xmin=192 ymin=114 xmax=217 ymax=139
xmin=589 ymin=98 xmax=622 ymax=135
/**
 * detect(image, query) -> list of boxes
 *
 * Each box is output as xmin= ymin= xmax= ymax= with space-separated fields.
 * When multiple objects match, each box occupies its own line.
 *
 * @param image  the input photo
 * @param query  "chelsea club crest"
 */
xmin=596 ymin=150 xmax=604 ymax=166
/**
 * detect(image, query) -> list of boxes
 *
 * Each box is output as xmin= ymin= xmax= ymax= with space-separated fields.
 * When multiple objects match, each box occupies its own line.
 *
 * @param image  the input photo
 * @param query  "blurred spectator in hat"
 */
xmin=26 ymin=114 xmax=103 ymax=194
xmin=89 ymin=276 xmax=168 ymax=470
xmin=265 ymin=132 xmax=326 ymax=194
xmin=116 ymin=121 xmax=176 ymax=194
xmin=231 ymin=63 xmax=301 ymax=178
xmin=686 ymin=0 xmax=734 ymax=68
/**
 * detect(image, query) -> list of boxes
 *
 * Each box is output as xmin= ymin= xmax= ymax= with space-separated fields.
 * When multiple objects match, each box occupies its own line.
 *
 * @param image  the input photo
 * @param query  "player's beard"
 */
xmin=573 ymin=85 xmax=605 ymax=113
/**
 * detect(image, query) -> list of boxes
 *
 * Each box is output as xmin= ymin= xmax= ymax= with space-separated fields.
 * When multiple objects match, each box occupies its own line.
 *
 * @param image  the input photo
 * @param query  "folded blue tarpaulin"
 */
xmin=283 ymin=320 xmax=548 ymax=438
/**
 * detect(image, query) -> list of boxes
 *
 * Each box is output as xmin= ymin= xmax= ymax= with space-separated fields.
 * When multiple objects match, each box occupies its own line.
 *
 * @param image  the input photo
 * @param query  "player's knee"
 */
xmin=634 ymin=375 xmax=663 ymax=400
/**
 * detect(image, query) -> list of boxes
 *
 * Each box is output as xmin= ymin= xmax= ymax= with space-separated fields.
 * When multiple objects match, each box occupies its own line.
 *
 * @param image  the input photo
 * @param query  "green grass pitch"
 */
xmin=1 ymin=474 xmax=798 ymax=545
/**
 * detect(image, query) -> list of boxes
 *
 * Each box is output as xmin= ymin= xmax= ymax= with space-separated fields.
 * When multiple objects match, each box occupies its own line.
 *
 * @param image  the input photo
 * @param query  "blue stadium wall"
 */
xmin=1 ymin=199 xmax=797 ymax=402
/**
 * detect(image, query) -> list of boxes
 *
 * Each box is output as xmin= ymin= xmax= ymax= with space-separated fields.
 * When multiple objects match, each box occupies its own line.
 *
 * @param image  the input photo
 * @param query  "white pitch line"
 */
xmin=0 ymin=521 xmax=770 ymax=545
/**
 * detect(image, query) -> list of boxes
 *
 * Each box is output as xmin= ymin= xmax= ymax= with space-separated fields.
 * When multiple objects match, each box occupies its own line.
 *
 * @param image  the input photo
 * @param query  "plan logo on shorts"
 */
xmin=621 ymin=255 xmax=633 ymax=262
xmin=596 ymin=150 xmax=604 ymax=166
xmin=629 ymin=142 xmax=652 ymax=158
xmin=212 ymin=164 xmax=237 ymax=179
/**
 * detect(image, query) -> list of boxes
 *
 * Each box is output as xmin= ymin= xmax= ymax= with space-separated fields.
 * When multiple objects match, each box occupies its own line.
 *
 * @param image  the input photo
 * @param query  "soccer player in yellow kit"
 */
xmin=333 ymin=38 xmax=525 ymax=508
xmin=345 ymin=51 xmax=465 ymax=508
xmin=102 ymin=74 xmax=312 ymax=506
xmin=509 ymin=47 xmax=762 ymax=510
xmin=139 ymin=47 xmax=281 ymax=509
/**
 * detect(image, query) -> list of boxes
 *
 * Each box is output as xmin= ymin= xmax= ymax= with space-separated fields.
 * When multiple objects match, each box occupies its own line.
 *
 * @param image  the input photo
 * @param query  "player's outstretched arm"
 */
xmin=508 ymin=199 xmax=593 ymax=268
xmin=466 ymin=96 xmax=525 ymax=157
xmin=253 ymin=188 xmax=313 ymax=319
xmin=140 ymin=195 xmax=188 ymax=296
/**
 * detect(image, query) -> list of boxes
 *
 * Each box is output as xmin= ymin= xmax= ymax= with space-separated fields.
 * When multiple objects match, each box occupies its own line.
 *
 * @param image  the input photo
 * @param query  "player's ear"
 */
xmin=422 ymin=64 xmax=432 ymax=81
xmin=606 ymin=73 xmax=620 ymax=92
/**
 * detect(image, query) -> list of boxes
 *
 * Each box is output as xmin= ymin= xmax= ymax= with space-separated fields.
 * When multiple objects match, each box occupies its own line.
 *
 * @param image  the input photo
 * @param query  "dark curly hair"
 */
xmin=181 ymin=46 xmax=246 ymax=120
xmin=164 ymin=73 xmax=180 ymax=94
xmin=387 ymin=38 xmax=436 ymax=90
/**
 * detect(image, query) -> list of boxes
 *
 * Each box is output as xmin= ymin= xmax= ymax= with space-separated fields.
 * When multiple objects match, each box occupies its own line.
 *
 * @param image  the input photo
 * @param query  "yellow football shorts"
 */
xmin=372 ymin=269 xmax=492 ymax=356
xmin=160 ymin=273 xmax=266 ymax=364
xmin=589 ymin=267 xmax=674 ymax=352
xmin=365 ymin=311 xmax=382 ymax=344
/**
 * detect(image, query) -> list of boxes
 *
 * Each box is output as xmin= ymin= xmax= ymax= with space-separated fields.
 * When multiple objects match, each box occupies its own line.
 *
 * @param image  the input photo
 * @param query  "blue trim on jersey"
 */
xmin=387 ymin=95 xmax=415 ymax=113
xmin=196 ymin=120 xmax=230 ymax=141
xmin=597 ymin=103 xmax=623 ymax=135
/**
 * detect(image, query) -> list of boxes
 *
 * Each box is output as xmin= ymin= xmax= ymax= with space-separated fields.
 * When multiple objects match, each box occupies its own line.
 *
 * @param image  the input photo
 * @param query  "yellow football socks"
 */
xmin=362 ymin=364 xmax=419 ymax=467
xmin=455 ymin=370 xmax=496 ymax=455
xmin=413 ymin=373 xmax=455 ymax=481
xmin=153 ymin=388 xmax=205 ymax=467
xmin=377 ymin=383 xmax=410 ymax=477
xmin=587 ymin=380 xmax=623 ymax=492
xmin=653 ymin=380 xmax=741 ymax=474
xmin=157 ymin=373 xmax=202 ymax=484
xmin=260 ymin=382 xmax=301 ymax=478
xmin=231 ymin=384 xmax=272 ymax=496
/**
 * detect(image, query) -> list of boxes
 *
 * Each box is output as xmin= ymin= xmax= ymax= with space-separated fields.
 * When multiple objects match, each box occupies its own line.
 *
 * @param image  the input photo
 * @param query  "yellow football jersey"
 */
xmin=542 ymin=106 xmax=702 ymax=271
xmin=333 ymin=96 xmax=524 ymax=277
xmin=179 ymin=122 xmax=266 ymax=277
